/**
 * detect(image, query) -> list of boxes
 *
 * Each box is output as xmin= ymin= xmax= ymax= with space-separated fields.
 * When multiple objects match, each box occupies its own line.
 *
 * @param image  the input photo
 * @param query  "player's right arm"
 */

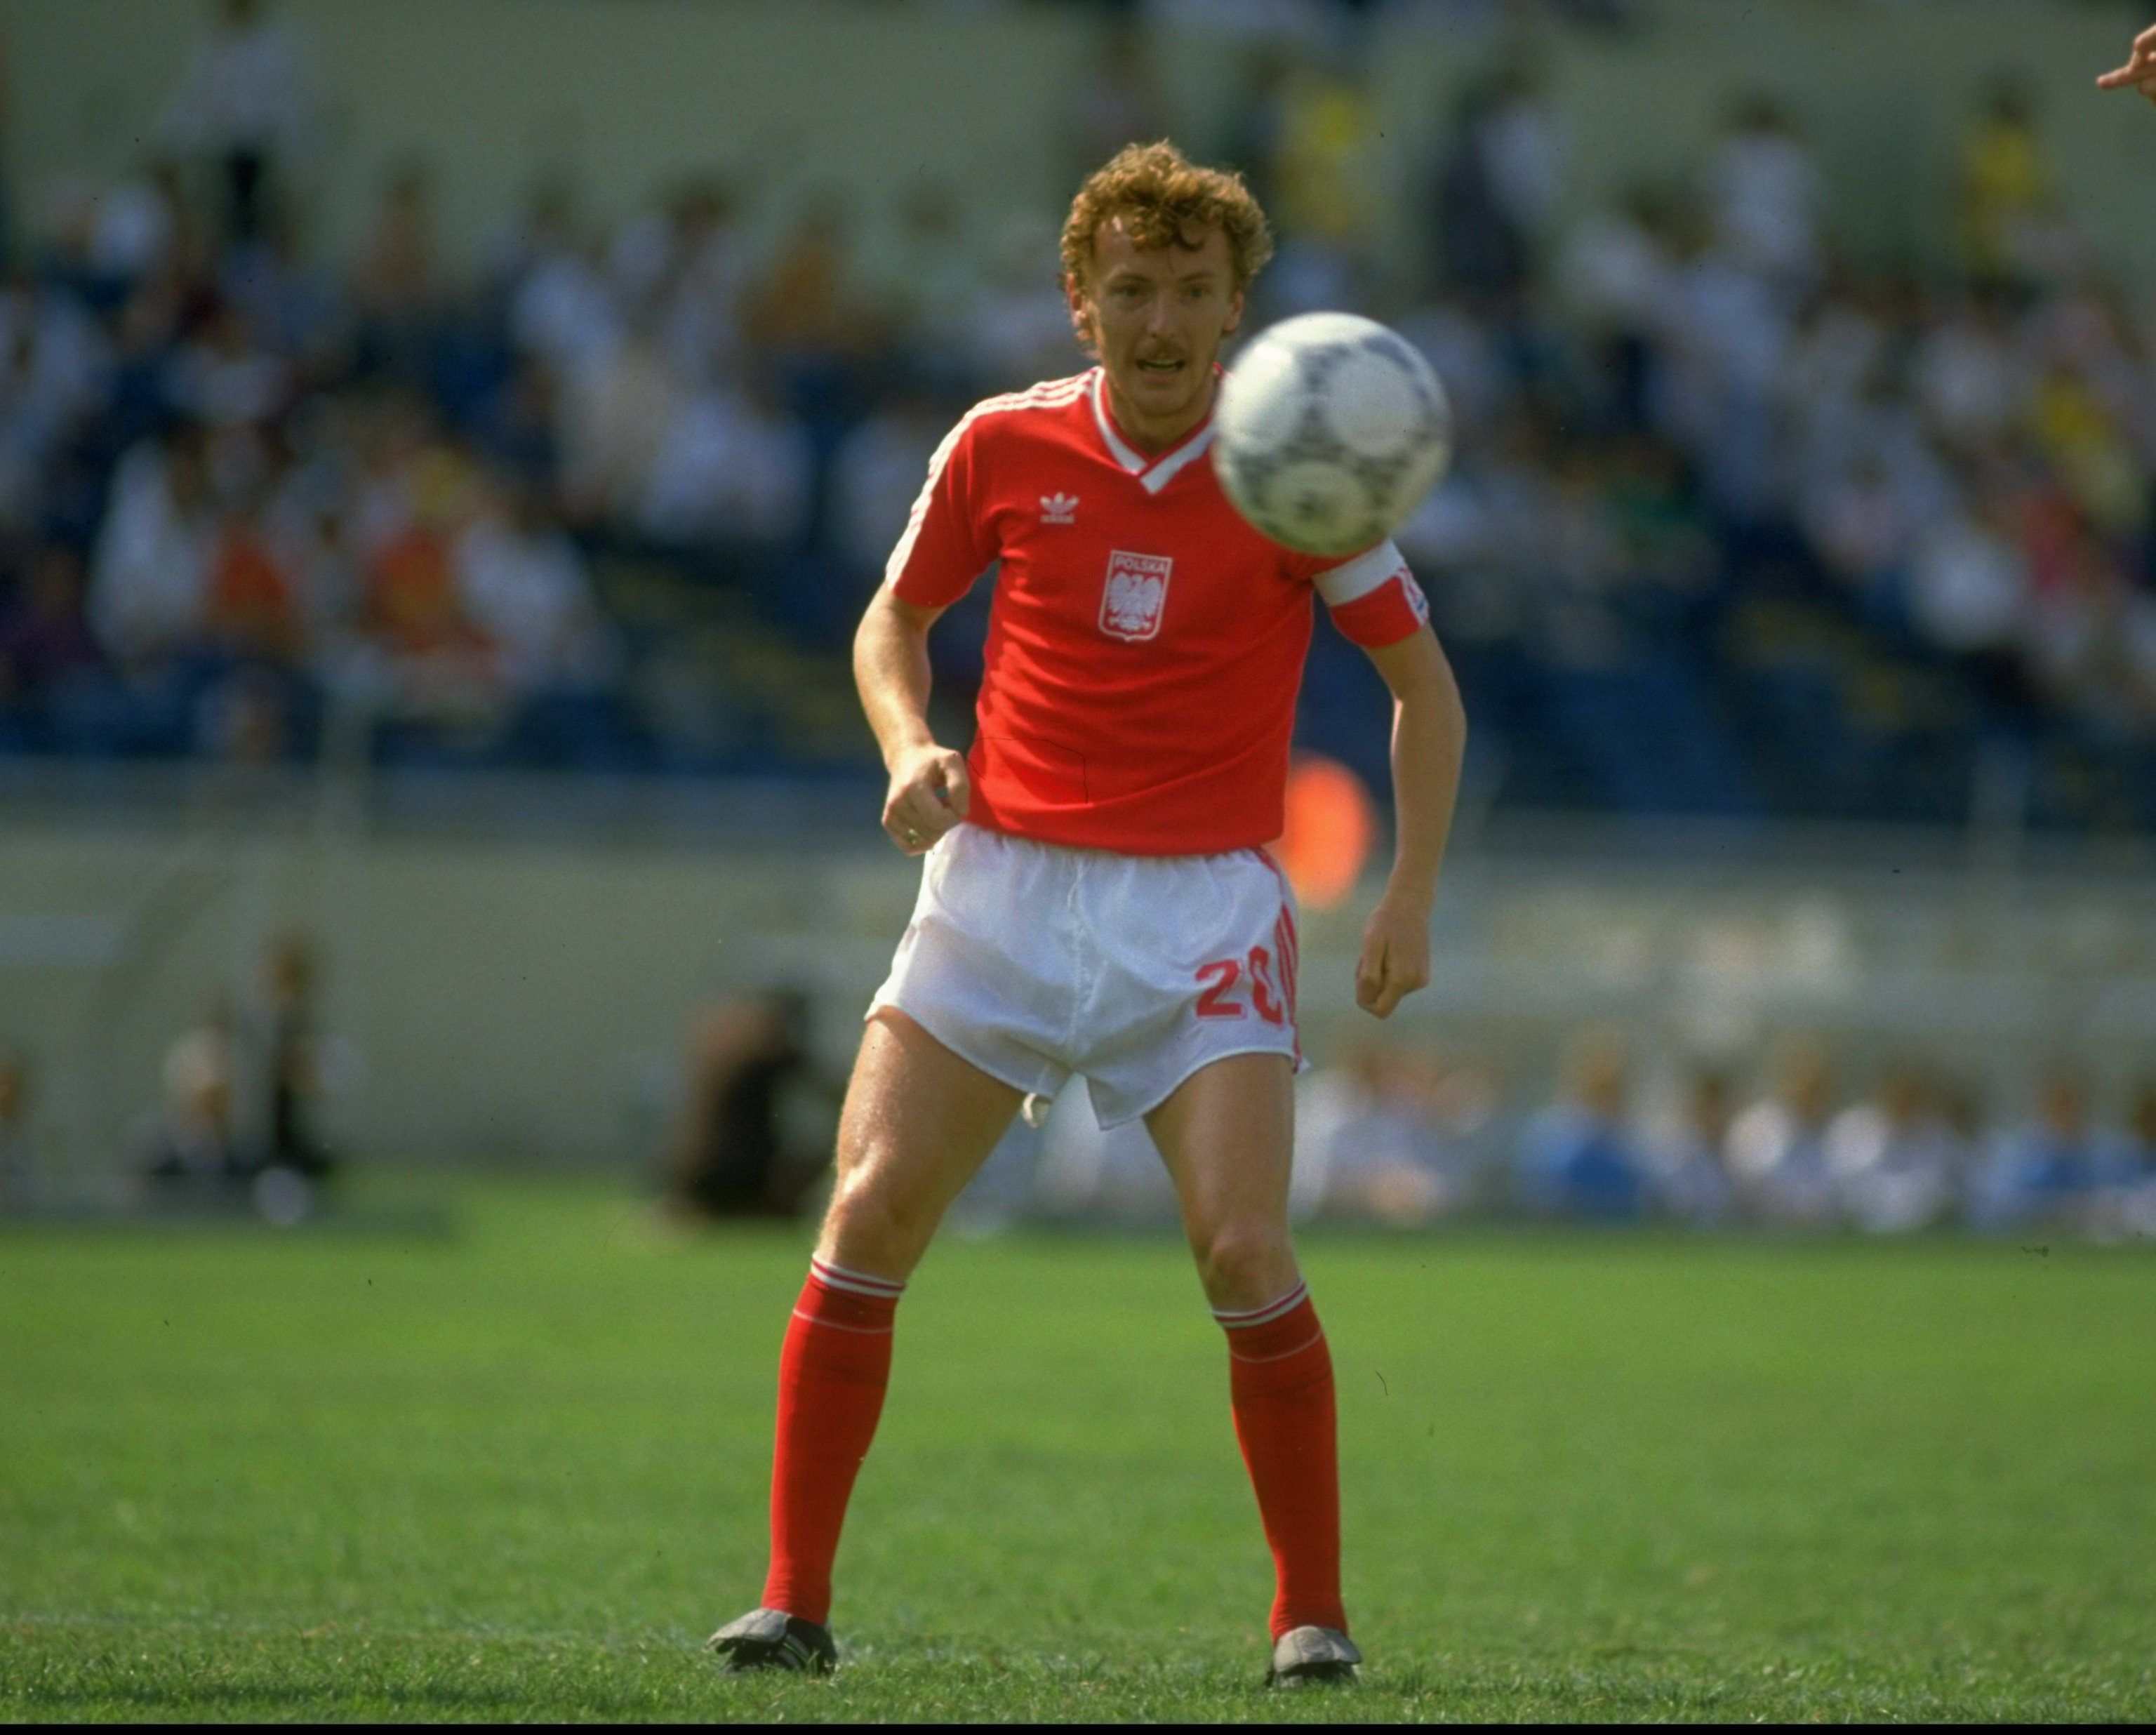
xmin=854 ymin=587 xmax=969 ymax=857
xmin=2096 ymin=24 xmax=2156 ymax=103
xmin=857 ymin=405 xmax=995 ymax=857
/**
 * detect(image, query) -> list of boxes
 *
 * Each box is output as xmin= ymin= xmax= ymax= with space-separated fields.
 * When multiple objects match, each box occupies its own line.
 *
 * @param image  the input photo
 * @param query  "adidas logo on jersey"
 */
xmin=1040 ymin=492 xmax=1079 ymax=525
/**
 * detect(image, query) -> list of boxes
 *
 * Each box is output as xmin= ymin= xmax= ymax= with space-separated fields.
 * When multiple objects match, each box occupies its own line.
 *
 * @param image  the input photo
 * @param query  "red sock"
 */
xmin=759 ymin=1258 xmax=903 ymax=1626
xmin=1216 ymin=1282 xmax=1346 ymax=1639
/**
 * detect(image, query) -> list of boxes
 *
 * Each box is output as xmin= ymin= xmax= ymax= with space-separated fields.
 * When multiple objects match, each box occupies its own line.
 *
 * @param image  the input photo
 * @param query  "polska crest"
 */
xmin=1099 ymin=550 xmax=1172 ymax=643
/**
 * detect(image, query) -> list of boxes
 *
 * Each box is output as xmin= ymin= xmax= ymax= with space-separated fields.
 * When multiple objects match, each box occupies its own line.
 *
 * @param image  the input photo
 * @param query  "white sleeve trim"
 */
xmin=881 ymin=373 xmax=1091 ymax=590
xmin=1312 ymin=539 xmax=1408 ymax=606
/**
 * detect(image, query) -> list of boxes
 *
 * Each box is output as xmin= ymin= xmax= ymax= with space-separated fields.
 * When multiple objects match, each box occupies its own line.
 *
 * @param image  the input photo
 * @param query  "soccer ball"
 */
xmin=1214 ymin=312 xmax=1453 ymax=558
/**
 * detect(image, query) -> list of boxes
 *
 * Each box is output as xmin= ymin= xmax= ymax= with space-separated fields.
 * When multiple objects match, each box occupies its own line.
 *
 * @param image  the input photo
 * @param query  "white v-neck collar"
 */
xmin=1089 ymin=369 xmax=1217 ymax=496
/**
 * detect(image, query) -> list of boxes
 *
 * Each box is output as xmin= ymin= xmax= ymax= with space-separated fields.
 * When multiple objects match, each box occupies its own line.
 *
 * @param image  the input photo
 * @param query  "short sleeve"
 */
xmin=1307 ymin=538 xmax=1431 ymax=648
xmin=885 ymin=413 xmax=991 ymax=607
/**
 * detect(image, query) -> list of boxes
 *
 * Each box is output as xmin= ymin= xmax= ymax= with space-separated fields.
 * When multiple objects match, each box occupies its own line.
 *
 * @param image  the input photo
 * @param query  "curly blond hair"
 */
xmin=1059 ymin=140 xmax=1274 ymax=295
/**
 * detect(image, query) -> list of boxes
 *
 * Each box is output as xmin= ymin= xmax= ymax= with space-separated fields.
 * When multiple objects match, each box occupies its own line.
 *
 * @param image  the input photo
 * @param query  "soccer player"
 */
xmin=2096 ymin=22 xmax=2156 ymax=105
xmin=707 ymin=142 xmax=1467 ymax=1685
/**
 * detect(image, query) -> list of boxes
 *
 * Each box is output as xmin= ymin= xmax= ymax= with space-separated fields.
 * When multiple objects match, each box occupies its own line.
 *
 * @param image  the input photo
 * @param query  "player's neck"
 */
xmin=1101 ymin=368 xmax=1217 ymax=456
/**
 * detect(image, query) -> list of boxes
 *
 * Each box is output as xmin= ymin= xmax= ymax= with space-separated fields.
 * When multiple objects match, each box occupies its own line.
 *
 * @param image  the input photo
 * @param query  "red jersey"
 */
xmin=886 ymin=368 xmax=1430 ymax=856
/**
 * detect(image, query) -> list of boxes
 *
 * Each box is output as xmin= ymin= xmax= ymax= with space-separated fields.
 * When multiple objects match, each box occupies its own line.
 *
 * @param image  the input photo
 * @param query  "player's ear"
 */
xmin=1222 ymin=285 xmax=1246 ymax=338
xmin=1064 ymin=273 xmax=1098 ymax=355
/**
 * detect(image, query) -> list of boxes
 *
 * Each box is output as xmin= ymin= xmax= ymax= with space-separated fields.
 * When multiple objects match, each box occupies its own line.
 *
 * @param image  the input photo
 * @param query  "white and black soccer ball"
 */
xmin=1214 ymin=312 xmax=1453 ymax=558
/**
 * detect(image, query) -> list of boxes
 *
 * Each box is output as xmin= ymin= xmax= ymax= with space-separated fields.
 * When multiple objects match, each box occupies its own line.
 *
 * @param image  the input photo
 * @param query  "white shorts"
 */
xmin=868 ymin=825 xmax=1303 ymax=1128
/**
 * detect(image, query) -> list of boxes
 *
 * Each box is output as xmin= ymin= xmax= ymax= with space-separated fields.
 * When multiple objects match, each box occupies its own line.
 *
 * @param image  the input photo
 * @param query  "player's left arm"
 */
xmin=1355 ymin=622 xmax=1466 ymax=1019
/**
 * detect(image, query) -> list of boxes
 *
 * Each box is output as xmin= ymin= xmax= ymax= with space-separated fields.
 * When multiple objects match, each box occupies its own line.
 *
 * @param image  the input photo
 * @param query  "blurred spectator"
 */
xmin=637 ymin=371 xmax=812 ymax=550
xmin=455 ymin=479 xmax=625 ymax=763
xmin=1267 ymin=60 xmax=1382 ymax=313
xmin=1912 ymin=291 xmax=2024 ymax=458
xmin=969 ymin=216 xmax=1075 ymax=392
xmin=508 ymin=215 xmax=620 ymax=390
xmin=828 ymin=384 xmax=952 ymax=584
xmin=89 ymin=430 xmax=215 ymax=672
xmin=155 ymin=0 xmax=319 ymax=247
xmin=354 ymin=161 xmax=438 ymax=383
xmin=164 ymin=300 xmax=293 ymax=430
xmin=1432 ymin=79 xmax=1533 ymax=308
xmin=611 ymin=175 xmax=750 ymax=387
xmin=1515 ymin=1032 xmax=1649 ymax=1221
xmin=220 ymin=215 xmax=344 ymax=378
xmin=470 ymin=357 xmax=561 ymax=491
xmin=1559 ymin=187 xmax=1672 ymax=434
xmin=2095 ymin=1077 xmax=2156 ymax=1238
xmin=1906 ymin=486 xmax=2034 ymax=690
xmin=232 ymin=931 xmax=340 ymax=1183
xmin=86 ymin=162 xmax=187 ymax=298
xmin=876 ymin=182 xmax=976 ymax=366
xmin=2110 ymin=1078 xmax=2156 ymax=1183
xmin=559 ymin=317 xmax=674 ymax=527
xmin=1654 ymin=207 xmax=1795 ymax=525
xmin=204 ymin=488 xmax=304 ymax=663
xmin=1642 ymin=1064 xmax=1738 ymax=1225
xmin=744 ymin=203 xmax=879 ymax=397
xmin=1968 ymin=1068 xmax=2106 ymax=1231
xmin=1703 ymin=95 xmax=1821 ymax=293
xmin=139 ymin=997 xmax=242 ymax=1187
xmin=0 ymin=1045 xmax=32 ymax=1205
xmin=454 ymin=479 xmax=610 ymax=689
xmin=0 ymin=545 xmax=102 ymax=744
xmin=1293 ymin=1045 xmax=1475 ymax=1224
xmin=662 ymin=990 xmax=834 ymax=1221
xmin=1725 ymin=1039 xmax=1839 ymax=1227
xmin=1475 ymin=68 xmax=1566 ymax=248
xmin=358 ymin=444 xmax=503 ymax=743
xmin=1824 ymin=1065 xmax=1961 ymax=1233
xmin=1957 ymin=79 xmax=2049 ymax=291
xmin=0 ymin=271 xmax=112 ymax=531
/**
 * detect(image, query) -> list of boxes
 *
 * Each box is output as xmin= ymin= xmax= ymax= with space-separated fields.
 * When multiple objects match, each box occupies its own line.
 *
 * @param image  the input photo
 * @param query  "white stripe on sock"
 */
xmin=810 ymin=1257 xmax=907 ymax=1299
xmin=1212 ymin=1280 xmax=1309 ymax=1330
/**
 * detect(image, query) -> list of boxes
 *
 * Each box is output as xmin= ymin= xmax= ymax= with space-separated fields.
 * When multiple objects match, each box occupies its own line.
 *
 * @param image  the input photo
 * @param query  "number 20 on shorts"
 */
xmin=1194 ymin=948 xmax=1286 ymax=1023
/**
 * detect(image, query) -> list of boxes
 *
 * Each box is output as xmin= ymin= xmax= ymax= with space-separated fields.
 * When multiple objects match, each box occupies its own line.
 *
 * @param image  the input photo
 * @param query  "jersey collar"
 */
xmin=1089 ymin=367 xmax=1218 ymax=496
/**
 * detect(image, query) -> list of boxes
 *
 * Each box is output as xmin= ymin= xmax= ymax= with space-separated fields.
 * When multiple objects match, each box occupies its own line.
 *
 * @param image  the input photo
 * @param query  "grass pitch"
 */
xmin=2 ymin=1181 xmax=2152 ymax=1722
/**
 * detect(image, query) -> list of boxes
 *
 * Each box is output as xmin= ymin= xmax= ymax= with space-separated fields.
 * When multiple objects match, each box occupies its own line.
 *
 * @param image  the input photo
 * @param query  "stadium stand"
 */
xmin=0 ymin=0 xmax=2150 ymax=1233
xmin=0 ymin=0 xmax=2147 ymax=835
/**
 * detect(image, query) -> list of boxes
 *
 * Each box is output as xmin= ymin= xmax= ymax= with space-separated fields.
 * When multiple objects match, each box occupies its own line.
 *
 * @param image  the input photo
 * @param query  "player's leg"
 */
xmin=817 ymin=1007 xmax=1026 ymax=1280
xmin=1147 ymin=1052 xmax=1356 ymax=1680
xmin=1147 ymin=1049 xmax=1300 ymax=1309
xmin=719 ymin=1008 xmax=1021 ymax=1668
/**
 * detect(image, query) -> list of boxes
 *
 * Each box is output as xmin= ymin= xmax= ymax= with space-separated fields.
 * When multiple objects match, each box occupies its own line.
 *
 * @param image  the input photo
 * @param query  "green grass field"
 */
xmin=3 ymin=1181 xmax=2152 ymax=1723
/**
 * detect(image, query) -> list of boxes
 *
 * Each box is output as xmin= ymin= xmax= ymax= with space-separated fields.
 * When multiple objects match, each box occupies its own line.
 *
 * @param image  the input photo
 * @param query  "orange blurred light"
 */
xmin=1270 ymin=752 xmax=1376 ymax=911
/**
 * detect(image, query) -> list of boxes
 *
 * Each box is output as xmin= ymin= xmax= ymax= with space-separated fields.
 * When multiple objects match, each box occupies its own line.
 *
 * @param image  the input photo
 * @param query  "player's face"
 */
xmin=1070 ymin=217 xmax=1244 ymax=451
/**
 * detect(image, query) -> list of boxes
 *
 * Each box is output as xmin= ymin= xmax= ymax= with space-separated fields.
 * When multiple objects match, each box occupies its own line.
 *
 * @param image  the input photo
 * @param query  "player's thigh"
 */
xmin=820 ymin=1007 xmax=1023 ymax=1275
xmin=1145 ymin=1051 xmax=1298 ymax=1303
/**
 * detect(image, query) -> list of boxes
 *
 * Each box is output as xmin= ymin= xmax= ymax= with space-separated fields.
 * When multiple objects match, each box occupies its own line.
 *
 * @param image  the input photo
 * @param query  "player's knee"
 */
xmin=822 ymin=1167 xmax=933 ymax=1271
xmin=1192 ymin=1216 xmax=1295 ymax=1305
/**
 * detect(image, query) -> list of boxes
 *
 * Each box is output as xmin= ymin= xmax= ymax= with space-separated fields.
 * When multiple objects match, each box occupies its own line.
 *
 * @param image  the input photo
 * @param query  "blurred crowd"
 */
xmin=1387 ymin=75 xmax=2156 ymax=823
xmin=1023 ymin=1031 xmax=2156 ymax=1239
xmin=0 ymin=0 xmax=2149 ymax=822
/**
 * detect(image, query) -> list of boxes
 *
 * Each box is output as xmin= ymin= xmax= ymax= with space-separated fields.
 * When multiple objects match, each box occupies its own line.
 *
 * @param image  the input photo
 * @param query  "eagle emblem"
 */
xmin=1099 ymin=550 xmax=1172 ymax=643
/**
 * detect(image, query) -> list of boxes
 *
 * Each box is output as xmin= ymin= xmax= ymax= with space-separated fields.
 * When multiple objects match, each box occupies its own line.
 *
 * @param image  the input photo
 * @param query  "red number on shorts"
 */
xmin=1246 ymin=945 xmax=1284 ymax=1025
xmin=1195 ymin=959 xmax=1244 ymax=1018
